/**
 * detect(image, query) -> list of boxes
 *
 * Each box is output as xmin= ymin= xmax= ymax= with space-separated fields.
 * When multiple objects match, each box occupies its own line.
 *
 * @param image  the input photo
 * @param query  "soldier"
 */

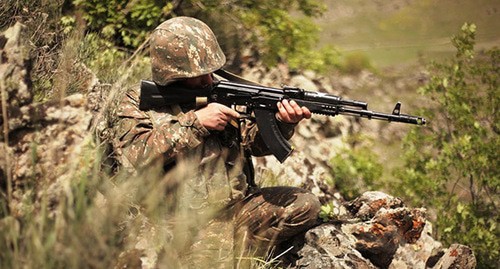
xmin=107 ymin=16 xmax=321 ymax=265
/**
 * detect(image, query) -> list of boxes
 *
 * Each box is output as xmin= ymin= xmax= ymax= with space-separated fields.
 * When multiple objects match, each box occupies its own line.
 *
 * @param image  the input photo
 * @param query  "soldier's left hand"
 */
xmin=276 ymin=99 xmax=312 ymax=124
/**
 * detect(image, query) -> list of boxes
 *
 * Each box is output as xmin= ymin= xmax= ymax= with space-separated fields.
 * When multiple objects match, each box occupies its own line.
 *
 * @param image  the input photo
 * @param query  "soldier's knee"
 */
xmin=305 ymin=192 xmax=321 ymax=218
xmin=293 ymin=191 xmax=321 ymax=222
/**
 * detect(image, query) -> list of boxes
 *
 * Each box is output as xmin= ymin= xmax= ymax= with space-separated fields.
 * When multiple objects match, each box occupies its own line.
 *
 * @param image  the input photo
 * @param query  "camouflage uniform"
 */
xmin=106 ymin=16 xmax=321 ymax=265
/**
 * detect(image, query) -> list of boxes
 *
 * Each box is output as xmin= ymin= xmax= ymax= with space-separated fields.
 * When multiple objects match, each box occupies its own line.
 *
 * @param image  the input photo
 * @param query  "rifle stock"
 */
xmin=139 ymin=79 xmax=426 ymax=162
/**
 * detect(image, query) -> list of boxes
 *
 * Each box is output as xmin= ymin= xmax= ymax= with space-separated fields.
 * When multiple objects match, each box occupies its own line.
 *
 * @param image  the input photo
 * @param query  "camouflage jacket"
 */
xmin=107 ymin=83 xmax=296 ymax=206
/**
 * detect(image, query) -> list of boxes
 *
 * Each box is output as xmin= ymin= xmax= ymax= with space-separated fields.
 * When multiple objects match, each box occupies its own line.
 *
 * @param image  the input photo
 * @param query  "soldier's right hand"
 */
xmin=195 ymin=103 xmax=240 ymax=131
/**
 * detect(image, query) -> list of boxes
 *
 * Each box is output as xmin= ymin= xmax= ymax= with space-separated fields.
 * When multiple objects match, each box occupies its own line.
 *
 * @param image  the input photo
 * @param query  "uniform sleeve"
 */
xmin=111 ymin=87 xmax=210 ymax=169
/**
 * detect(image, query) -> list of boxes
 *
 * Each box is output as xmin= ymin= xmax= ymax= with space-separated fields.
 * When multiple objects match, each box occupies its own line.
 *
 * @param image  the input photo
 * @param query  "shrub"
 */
xmin=394 ymin=23 xmax=499 ymax=268
xmin=340 ymin=52 xmax=374 ymax=75
xmin=70 ymin=0 xmax=338 ymax=73
xmin=330 ymin=141 xmax=384 ymax=200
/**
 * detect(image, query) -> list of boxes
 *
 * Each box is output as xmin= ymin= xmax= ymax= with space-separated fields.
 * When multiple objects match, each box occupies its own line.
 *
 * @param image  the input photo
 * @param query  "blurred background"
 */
xmin=316 ymin=0 xmax=499 ymax=67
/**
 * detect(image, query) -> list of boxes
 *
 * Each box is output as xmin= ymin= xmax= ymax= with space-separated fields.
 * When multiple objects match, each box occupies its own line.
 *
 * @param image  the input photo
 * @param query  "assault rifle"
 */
xmin=139 ymin=78 xmax=426 ymax=163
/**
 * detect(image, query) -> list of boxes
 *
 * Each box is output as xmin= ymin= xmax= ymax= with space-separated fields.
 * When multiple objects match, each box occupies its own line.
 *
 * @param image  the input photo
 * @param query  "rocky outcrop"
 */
xmin=280 ymin=191 xmax=475 ymax=269
xmin=0 ymin=23 xmax=103 ymax=217
xmin=0 ymin=23 xmax=476 ymax=269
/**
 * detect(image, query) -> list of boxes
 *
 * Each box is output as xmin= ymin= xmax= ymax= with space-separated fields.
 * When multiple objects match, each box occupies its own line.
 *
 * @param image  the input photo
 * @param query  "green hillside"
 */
xmin=316 ymin=0 xmax=500 ymax=67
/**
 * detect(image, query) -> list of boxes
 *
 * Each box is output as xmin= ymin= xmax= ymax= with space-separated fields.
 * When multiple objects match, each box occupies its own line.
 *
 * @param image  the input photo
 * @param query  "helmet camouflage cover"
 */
xmin=150 ymin=16 xmax=226 ymax=85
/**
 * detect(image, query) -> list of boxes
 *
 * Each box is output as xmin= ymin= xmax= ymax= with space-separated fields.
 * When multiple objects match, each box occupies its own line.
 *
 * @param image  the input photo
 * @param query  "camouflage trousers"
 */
xmin=233 ymin=186 xmax=321 ymax=262
xmin=190 ymin=186 xmax=321 ymax=268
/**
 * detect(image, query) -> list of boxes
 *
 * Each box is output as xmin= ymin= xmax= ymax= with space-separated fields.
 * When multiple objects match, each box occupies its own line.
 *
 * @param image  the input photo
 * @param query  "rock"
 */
xmin=282 ymin=191 xmax=428 ymax=269
xmin=431 ymin=244 xmax=476 ymax=269
xmin=349 ymin=205 xmax=426 ymax=268
xmin=281 ymin=191 xmax=475 ymax=269
xmin=390 ymin=220 xmax=443 ymax=269
xmin=289 ymin=74 xmax=319 ymax=91
xmin=286 ymin=224 xmax=377 ymax=269
xmin=0 ymin=22 xmax=99 ymax=218
xmin=0 ymin=22 xmax=32 ymax=200
xmin=347 ymin=191 xmax=406 ymax=219
xmin=0 ymin=22 xmax=33 ymax=136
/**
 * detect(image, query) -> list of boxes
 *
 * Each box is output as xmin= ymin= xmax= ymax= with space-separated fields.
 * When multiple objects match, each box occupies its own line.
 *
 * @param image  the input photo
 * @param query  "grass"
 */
xmin=0 ymin=27 xmax=289 ymax=268
xmin=315 ymin=0 xmax=500 ymax=68
xmin=0 ymin=136 xmax=278 ymax=268
xmin=2 ymin=1 xmax=496 ymax=268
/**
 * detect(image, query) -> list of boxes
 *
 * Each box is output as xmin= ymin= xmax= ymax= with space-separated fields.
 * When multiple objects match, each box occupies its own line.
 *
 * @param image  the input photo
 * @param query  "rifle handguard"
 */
xmin=138 ymin=78 xmax=427 ymax=163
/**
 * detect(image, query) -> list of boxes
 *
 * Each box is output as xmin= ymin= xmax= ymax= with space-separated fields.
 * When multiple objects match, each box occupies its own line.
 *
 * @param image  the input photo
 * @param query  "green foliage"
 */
xmin=78 ymin=33 xmax=129 ymax=83
xmin=394 ymin=23 xmax=499 ymax=268
xmin=73 ymin=0 xmax=167 ymax=48
xmin=218 ymin=0 xmax=339 ymax=73
xmin=319 ymin=203 xmax=335 ymax=222
xmin=339 ymin=52 xmax=375 ymax=75
xmin=330 ymin=142 xmax=384 ymax=200
xmin=288 ymin=44 xmax=341 ymax=73
xmin=70 ymin=0 xmax=337 ymax=73
xmin=235 ymin=2 xmax=326 ymax=67
xmin=0 ymin=0 xmax=63 ymax=30
xmin=319 ymin=200 xmax=344 ymax=222
xmin=1 ymin=0 xmax=67 ymax=99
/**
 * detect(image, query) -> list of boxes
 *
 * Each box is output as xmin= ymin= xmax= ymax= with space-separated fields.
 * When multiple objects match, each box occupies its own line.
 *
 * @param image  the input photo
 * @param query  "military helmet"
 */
xmin=150 ymin=16 xmax=226 ymax=86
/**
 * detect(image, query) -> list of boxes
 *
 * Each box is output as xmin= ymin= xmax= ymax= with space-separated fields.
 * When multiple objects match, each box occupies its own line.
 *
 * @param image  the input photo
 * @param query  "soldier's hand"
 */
xmin=276 ymin=99 xmax=312 ymax=124
xmin=195 ymin=103 xmax=240 ymax=131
